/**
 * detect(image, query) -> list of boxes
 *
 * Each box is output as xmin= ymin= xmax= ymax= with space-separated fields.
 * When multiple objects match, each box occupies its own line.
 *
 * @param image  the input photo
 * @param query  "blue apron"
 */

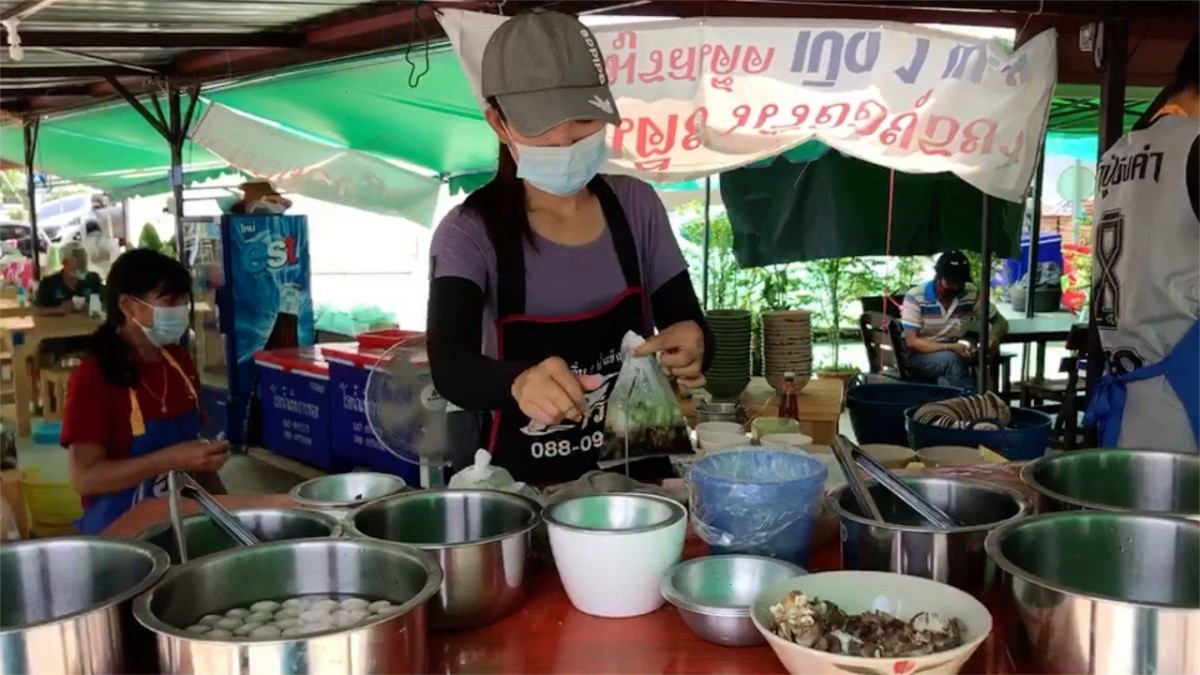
xmin=1085 ymin=320 xmax=1200 ymax=448
xmin=77 ymin=351 xmax=200 ymax=535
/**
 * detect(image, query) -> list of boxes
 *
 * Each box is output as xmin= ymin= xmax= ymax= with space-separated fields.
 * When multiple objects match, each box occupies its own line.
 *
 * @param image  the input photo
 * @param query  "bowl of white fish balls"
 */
xmin=134 ymin=539 xmax=442 ymax=674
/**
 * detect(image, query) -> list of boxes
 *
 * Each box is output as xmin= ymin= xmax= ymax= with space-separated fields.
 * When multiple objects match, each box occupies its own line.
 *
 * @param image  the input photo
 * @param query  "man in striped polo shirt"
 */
xmin=900 ymin=251 xmax=1008 ymax=391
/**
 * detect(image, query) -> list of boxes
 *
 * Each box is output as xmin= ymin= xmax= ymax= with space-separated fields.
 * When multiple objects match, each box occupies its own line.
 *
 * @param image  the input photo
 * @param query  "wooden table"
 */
xmin=1 ymin=313 xmax=101 ymax=436
xmin=739 ymin=376 xmax=844 ymax=444
xmin=103 ymin=464 xmax=1030 ymax=674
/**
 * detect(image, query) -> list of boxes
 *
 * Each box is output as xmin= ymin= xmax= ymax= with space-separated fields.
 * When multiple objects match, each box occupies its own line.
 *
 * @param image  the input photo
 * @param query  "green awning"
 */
xmin=205 ymin=48 xmax=497 ymax=180
xmin=0 ymin=101 xmax=234 ymax=199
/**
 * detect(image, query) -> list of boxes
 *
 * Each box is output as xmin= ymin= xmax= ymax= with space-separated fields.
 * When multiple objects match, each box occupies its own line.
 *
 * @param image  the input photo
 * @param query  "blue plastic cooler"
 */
xmin=253 ymin=347 xmax=335 ymax=470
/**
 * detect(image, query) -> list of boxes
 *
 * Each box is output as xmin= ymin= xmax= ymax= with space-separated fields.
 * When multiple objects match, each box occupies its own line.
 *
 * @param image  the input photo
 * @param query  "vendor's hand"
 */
xmin=161 ymin=440 xmax=230 ymax=473
xmin=59 ymin=300 xmax=74 ymax=313
xmin=634 ymin=320 xmax=706 ymax=390
xmin=512 ymin=357 xmax=604 ymax=427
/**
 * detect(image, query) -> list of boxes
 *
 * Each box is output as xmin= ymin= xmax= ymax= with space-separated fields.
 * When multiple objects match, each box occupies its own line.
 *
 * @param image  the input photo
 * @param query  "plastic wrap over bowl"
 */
xmin=687 ymin=448 xmax=827 ymax=565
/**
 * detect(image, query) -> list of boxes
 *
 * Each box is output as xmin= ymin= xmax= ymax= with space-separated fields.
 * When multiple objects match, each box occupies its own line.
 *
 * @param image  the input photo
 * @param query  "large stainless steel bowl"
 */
xmin=986 ymin=511 xmax=1199 ymax=674
xmin=1 ymin=536 xmax=170 ymax=674
xmin=345 ymin=489 xmax=540 ymax=631
xmin=1022 ymin=449 xmax=1200 ymax=518
xmin=137 ymin=507 xmax=342 ymax=564
xmin=660 ymin=555 xmax=805 ymax=646
xmin=828 ymin=476 xmax=1029 ymax=594
xmin=133 ymin=538 xmax=441 ymax=674
xmin=288 ymin=473 xmax=408 ymax=513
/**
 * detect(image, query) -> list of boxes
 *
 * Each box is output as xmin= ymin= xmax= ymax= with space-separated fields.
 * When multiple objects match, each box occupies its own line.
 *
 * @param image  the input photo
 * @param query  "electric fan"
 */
xmin=364 ymin=335 xmax=451 ymax=487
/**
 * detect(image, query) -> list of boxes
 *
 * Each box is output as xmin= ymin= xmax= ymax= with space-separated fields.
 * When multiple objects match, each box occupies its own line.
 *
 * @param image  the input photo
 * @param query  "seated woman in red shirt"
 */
xmin=63 ymin=248 xmax=230 ymax=534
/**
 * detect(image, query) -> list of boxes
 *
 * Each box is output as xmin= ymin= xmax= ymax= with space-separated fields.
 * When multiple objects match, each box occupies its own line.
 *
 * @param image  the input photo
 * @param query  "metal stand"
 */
xmin=701 ymin=176 xmax=712 ymax=310
xmin=978 ymin=194 xmax=992 ymax=392
xmin=22 ymin=118 xmax=41 ymax=281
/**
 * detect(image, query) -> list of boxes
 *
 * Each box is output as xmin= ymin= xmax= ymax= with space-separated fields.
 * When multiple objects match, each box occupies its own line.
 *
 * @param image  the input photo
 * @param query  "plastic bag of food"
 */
xmin=447 ymin=449 xmax=540 ymax=500
xmin=601 ymin=332 xmax=693 ymax=464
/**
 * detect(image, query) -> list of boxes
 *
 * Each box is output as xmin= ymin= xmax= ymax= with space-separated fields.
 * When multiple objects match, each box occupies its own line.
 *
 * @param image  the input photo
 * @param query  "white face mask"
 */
xmin=510 ymin=128 xmax=608 ymax=196
xmin=134 ymin=298 xmax=189 ymax=347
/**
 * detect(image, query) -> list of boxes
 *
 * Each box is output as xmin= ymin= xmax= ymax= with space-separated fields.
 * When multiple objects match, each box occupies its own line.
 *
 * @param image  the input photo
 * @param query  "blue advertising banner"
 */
xmin=220 ymin=214 xmax=314 ymax=443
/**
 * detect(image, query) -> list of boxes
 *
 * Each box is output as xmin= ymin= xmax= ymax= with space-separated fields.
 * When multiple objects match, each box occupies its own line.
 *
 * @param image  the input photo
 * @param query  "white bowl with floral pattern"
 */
xmin=750 ymin=571 xmax=992 ymax=675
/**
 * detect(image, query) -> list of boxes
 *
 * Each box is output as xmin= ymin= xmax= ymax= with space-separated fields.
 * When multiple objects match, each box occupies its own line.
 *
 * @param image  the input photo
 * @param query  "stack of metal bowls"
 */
xmin=1 ymin=537 xmax=169 ymax=674
xmin=1022 ymin=448 xmax=1199 ymax=517
xmin=986 ymin=511 xmax=1199 ymax=674
xmin=288 ymin=472 xmax=408 ymax=516
xmin=133 ymin=539 xmax=441 ymax=674
xmin=345 ymin=489 xmax=540 ymax=630
xmin=137 ymin=507 xmax=342 ymax=564
xmin=659 ymin=555 xmax=805 ymax=646
xmin=827 ymin=476 xmax=1029 ymax=594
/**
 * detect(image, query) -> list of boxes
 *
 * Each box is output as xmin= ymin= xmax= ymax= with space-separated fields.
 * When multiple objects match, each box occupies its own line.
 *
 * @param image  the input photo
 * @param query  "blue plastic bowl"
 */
xmin=904 ymin=406 xmax=1053 ymax=461
xmin=32 ymin=421 xmax=62 ymax=447
xmin=846 ymin=382 xmax=965 ymax=446
xmin=687 ymin=449 xmax=827 ymax=565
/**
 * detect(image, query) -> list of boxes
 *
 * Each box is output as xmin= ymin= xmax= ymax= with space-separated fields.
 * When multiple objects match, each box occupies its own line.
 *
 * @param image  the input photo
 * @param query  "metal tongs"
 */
xmin=167 ymin=470 xmax=260 ymax=564
xmin=831 ymin=435 xmax=961 ymax=529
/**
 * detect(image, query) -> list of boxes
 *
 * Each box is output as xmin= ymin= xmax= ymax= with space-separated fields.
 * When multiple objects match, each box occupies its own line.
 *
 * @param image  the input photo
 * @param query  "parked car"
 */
xmin=0 ymin=220 xmax=48 ymax=257
xmin=35 ymin=193 xmax=124 ymax=243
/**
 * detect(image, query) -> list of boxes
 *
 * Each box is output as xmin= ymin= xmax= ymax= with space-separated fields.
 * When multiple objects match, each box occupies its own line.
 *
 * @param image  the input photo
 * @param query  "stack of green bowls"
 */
xmin=705 ymin=309 xmax=752 ymax=400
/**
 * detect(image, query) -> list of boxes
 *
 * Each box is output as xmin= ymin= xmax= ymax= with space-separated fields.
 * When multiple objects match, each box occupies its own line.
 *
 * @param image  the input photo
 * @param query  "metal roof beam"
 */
xmin=2 ymin=65 xmax=157 ymax=78
xmin=0 ymin=0 xmax=60 ymax=22
xmin=17 ymin=31 xmax=305 ymax=50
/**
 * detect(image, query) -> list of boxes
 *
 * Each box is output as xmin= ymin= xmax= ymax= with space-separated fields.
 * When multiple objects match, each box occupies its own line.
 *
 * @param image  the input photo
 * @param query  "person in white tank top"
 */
xmin=1085 ymin=34 xmax=1200 ymax=452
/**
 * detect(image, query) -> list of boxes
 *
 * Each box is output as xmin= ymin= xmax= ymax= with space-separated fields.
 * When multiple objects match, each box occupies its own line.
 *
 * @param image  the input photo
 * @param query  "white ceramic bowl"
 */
xmin=750 ymin=571 xmax=992 ymax=675
xmin=544 ymin=493 xmax=687 ymax=618
xmin=696 ymin=421 xmax=745 ymax=436
xmin=699 ymin=430 xmax=749 ymax=452
xmin=918 ymin=446 xmax=985 ymax=467
xmin=760 ymin=433 xmax=814 ymax=449
xmin=860 ymin=443 xmax=918 ymax=469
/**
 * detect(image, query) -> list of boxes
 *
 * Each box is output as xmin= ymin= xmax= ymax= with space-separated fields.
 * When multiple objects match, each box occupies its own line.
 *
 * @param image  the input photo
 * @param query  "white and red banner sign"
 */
xmin=438 ymin=10 xmax=1057 ymax=203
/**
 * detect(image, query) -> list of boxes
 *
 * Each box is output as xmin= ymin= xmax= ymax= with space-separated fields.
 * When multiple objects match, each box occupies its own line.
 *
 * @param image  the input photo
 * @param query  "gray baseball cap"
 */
xmin=481 ymin=10 xmax=621 ymax=137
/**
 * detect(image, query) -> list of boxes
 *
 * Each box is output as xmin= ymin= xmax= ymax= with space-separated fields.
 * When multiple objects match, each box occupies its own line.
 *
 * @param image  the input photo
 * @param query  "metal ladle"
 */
xmin=167 ymin=470 xmax=260 ymax=564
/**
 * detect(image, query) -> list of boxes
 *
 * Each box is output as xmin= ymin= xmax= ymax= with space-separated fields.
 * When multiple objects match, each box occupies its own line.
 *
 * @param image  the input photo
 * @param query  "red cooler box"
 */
xmin=253 ymin=347 xmax=335 ymax=470
xmin=320 ymin=341 xmax=422 ymax=486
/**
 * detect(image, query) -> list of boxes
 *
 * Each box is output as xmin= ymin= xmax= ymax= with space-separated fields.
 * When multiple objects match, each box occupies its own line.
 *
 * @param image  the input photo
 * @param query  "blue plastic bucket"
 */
xmin=846 ymin=383 xmax=964 ymax=446
xmin=687 ymin=449 xmax=827 ymax=565
xmin=904 ymin=406 xmax=1053 ymax=461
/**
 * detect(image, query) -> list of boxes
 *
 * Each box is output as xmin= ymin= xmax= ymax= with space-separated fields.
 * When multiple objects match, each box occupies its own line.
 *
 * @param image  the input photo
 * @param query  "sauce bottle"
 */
xmin=778 ymin=371 xmax=799 ymax=421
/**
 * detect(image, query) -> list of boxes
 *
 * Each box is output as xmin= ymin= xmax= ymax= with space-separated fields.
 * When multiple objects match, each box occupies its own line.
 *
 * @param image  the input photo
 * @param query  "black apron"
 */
xmin=487 ymin=176 xmax=649 ymax=485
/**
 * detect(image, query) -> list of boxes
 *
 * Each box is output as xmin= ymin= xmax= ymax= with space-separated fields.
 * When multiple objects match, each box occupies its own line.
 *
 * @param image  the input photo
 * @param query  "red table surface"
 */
xmin=104 ymin=465 xmax=1031 ymax=674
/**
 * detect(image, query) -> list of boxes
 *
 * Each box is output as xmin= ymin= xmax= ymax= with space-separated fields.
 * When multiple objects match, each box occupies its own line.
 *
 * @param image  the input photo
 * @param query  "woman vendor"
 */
xmin=428 ymin=10 xmax=712 ymax=485
xmin=63 ymin=249 xmax=229 ymax=534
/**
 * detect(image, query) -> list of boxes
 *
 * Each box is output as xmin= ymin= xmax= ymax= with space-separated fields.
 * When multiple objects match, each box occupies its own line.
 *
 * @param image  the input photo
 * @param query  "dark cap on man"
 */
xmin=935 ymin=250 xmax=972 ymax=285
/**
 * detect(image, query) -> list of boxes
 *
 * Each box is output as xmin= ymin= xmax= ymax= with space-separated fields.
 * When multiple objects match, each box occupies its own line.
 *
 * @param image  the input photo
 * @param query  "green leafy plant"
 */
xmin=138 ymin=224 xmax=164 ymax=251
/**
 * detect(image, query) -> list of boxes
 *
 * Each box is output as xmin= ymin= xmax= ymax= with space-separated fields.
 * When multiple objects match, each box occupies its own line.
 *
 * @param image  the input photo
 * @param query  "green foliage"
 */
xmin=138 ymin=224 xmax=164 ymax=251
xmin=675 ymin=205 xmax=932 ymax=369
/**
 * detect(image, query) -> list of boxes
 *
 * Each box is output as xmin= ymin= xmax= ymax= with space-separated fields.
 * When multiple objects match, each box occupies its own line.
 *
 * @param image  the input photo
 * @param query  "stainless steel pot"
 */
xmin=137 ymin=507 xmax=342 ymax=564
xmin=827 ymin=476 xmax=1029 ymax=595
xmin=1022 ymin=449 xmax=1200 ymax=518
xmin=696 ymin=402 xmax=741 ymax=424
xmin=986 ymin=511 xmax=1200 ymax=674
xmin=288 ymin=473 xmax=408 ymax=515
xmin=133 ymin=538 xmax=441 ymax=674
xmin=1 ymin=536 xmax=170 ymax=674
xmin=345 ymin=488 xmax=540 ymax=631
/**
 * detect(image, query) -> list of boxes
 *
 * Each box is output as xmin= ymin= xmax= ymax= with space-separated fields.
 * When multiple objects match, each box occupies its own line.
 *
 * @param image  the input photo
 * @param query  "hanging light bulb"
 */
xmin=2 ymin=19 xmax=22 ymax=62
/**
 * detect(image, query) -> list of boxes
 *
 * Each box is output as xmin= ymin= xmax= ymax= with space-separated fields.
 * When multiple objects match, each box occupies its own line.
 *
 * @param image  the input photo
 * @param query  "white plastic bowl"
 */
xmin=760 ymin=433 xmax=814 ymax=449
xmin=695 ymin=421 xmax=745 ymax=436
xmin=544 ymin=493 xmax=687 ymax=618
xmin=750 ymin=571 xmax=992 ymax=675
xmin=699 ymin=430 xmax=749 ymax=452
